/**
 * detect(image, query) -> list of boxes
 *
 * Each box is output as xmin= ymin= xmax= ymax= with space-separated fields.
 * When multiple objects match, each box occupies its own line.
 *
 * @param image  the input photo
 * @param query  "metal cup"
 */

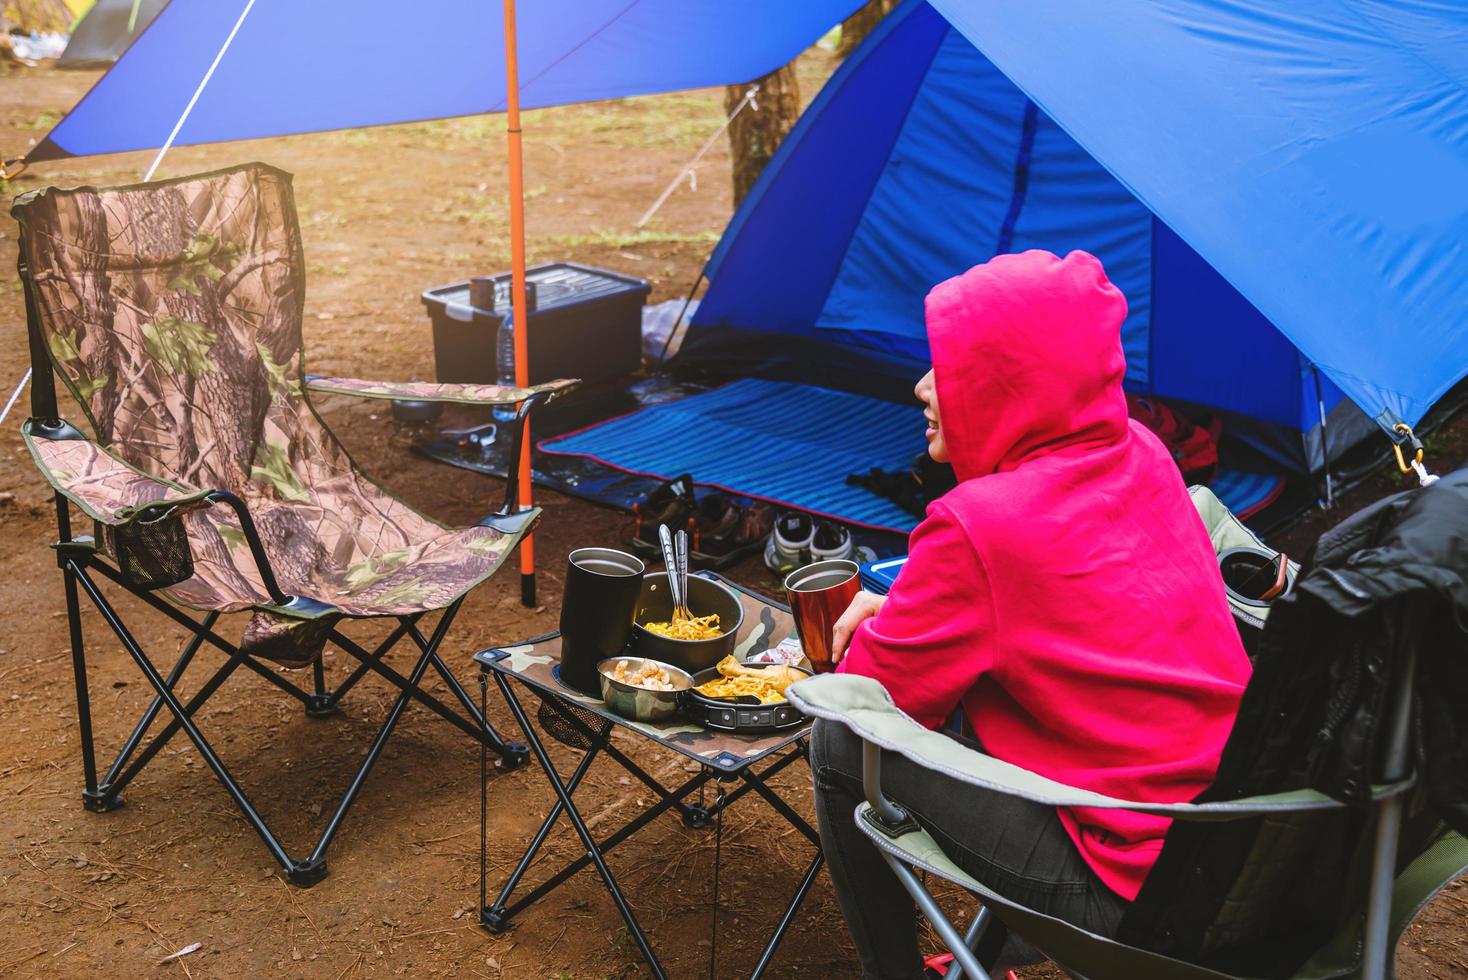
xmin=784 ymin=559 xmax=861 ymax=674
xmin=469 ymin=276 xmax=496 ymax=310
xmin=559 ymin=548 xmax=645 ymax=694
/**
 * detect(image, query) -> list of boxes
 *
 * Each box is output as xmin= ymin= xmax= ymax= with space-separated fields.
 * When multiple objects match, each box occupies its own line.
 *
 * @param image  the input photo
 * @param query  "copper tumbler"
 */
xmin=784 ymin=559 xmax=861 ymax=674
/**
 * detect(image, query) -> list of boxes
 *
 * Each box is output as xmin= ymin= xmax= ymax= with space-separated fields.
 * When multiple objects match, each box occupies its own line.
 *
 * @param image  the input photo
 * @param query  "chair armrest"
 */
xmin=22 ymin=418 xmax=209 ymax=525
xmin=23 ymin=419 xmax=324 ymax=612
xmin=1189 ymin=485 xmax=1268 ymax=555
xmin=306 ymin=376 xmax=578 ymax=523
xmin=1189 ymin=484 xmax=1299 ymax=575
xmin=491 ymin=388 xmax=562 ymax=517
xmin=787 ymin=674 xmax=1410 ymax=821
xmin=305 ymin=376 xmax=579 ymax=406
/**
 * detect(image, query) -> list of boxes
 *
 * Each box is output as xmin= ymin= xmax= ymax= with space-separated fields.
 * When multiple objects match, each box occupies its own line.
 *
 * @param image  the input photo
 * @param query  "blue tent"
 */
xmin=679 ymin=0 xmax=1468 ymax=475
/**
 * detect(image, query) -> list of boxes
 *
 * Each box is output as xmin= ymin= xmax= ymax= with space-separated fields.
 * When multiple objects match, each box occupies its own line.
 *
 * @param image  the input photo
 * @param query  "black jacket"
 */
xmin=1121 ymin=464 xmax=1468 ymax=976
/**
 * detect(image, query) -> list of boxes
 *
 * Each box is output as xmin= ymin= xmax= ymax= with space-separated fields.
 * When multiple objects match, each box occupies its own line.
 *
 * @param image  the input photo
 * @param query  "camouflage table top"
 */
xmin=474 ymin=576 xmax=811 ymax=772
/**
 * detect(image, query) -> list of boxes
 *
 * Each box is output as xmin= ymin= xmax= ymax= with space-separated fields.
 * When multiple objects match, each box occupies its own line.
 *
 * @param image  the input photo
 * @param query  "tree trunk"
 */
xmin=837 ymin=0 xmax=898 ymax=59
xmin=724 ymin=63 xmax=801 ymax=208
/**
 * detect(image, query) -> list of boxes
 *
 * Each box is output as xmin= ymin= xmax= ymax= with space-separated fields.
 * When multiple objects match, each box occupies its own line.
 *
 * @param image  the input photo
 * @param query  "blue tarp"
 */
xmin=25 ymin=0 xmax=1468 ymax=440
xmin=27 ymin=0 xmax=861 ymax=160
xmin=682 ymin=0 xmax=1468 ymax=471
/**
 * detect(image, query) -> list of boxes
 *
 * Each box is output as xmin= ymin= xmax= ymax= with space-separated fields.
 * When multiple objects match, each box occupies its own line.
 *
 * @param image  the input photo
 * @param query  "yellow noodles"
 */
xmin=693 ymin=655 xmax=804 ymax=705
xmin=641 ymin=611 xmax=722 ymax=641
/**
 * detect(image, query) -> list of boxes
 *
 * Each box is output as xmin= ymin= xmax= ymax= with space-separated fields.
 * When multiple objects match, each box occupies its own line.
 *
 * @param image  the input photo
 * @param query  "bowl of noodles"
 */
xmin=626 ymin=572 xmax=744 ymax=673
xmin=682 ymin=655 xmax=812 ymax=732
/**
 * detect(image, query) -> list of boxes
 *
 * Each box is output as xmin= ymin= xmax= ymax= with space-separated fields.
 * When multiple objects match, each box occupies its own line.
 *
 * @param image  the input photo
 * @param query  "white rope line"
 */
xmin=0 ymin=368 xmax=31 ymax=427
xmin=637 ymin=84 xmax=760 ymax=228
xmin=142 ymin=0 xmax=257 ymax=182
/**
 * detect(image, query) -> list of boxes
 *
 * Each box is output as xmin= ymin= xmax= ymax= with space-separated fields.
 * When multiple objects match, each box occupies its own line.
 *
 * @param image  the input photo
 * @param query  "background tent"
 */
xmin=58 ymin=0 xmax=165 ymax=69
xmin=1 ymin=0 xmax=88 ymax=34
xmin=920 ymin=0 xmax=1468 ymax=440
xmin=677 ymin=0 xmax=1468 ymax=480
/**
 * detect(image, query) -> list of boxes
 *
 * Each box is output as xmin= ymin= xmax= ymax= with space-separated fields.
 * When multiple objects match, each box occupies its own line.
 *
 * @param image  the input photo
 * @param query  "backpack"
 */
xmin=1127 ymin=394 xmax=1222 ymax=484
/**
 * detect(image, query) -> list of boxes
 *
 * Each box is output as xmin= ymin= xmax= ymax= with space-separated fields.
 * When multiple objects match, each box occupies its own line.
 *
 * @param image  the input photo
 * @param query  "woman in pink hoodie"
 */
xmin=812 ymin=249 xmax=1250 ymax=977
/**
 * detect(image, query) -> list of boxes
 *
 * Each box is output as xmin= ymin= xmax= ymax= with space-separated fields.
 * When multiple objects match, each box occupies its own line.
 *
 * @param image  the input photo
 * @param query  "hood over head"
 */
xmin=925 ymin=249 xmax=1130 ymax=481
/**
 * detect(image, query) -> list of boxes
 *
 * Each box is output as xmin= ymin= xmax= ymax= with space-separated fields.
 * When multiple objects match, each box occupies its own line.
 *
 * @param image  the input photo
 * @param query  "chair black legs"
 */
xmin=305 ymin=654 xmax=339 ymax=717
xmin=62 ymin=563 xmax=105 ymax=811
xmin=57 ymin=557 xmax=519 ymax=886
xmin=94 ymin=609 xmax=220 ymax=809
xmin=326 ymin=611 xmax=528 ymax=765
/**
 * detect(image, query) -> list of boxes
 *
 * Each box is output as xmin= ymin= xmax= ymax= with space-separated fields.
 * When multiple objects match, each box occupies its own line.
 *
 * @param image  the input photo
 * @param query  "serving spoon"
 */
xmin=674 ymin=528 xmax=692 ymax=621
xmin=657 ymin=524 xmax=692 ymax=622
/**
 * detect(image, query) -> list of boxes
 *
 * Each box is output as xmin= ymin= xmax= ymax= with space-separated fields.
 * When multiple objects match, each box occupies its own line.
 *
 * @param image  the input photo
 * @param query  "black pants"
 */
xmin=810 ymin=718 xmax=1127 ymax=980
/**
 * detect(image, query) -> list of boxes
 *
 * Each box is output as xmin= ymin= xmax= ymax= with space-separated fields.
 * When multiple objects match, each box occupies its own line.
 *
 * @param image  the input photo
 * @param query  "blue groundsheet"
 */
xmin=540 ymin=379 xmax=1282 ymax=534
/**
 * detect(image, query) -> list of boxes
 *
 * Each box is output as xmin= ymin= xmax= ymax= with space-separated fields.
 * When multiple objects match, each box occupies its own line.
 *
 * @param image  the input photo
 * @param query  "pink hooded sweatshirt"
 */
xmin=839 ymin=249 xmax=1250 ymax=901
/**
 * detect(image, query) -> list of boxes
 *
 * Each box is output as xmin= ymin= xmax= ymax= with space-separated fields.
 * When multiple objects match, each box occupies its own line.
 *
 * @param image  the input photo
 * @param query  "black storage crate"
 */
xmin=422 ymin=262 xmax=650 ymax=386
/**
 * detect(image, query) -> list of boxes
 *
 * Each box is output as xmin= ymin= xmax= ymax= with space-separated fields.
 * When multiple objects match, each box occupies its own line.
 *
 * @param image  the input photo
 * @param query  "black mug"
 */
xmin=469 ymin=276 xmax=495 ymax=311
xmin=559 ymin=548 xmax=645 ymax=694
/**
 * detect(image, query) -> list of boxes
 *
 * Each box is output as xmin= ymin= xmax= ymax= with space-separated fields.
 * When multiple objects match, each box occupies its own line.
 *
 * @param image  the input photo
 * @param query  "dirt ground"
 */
xmin=0 ymin=53 xmax=1464 ymax=980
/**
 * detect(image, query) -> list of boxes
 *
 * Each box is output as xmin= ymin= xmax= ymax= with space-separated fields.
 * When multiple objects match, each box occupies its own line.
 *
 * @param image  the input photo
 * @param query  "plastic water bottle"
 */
xmin=494 ymin=307 xmax=517 ymax=423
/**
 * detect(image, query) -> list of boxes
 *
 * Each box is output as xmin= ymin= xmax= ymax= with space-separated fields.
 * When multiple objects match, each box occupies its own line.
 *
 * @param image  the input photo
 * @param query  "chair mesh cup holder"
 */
xmin=1219 ymin=546 xmax=1294 ymax=607
xmin=1219 ymin=546 xmax=1294 ymax=657
xmin=97 ymin=505 xmax=194 ymax=591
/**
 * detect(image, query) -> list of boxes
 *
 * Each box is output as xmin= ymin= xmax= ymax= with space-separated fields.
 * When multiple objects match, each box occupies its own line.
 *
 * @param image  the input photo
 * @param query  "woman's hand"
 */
xmin=831 ymin=590 xmax=887 ymax=665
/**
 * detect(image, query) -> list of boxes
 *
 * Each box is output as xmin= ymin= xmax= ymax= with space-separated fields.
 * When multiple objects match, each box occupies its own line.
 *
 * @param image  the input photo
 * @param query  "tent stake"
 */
xmin=503 ymin=0 xmax=536 ymax=606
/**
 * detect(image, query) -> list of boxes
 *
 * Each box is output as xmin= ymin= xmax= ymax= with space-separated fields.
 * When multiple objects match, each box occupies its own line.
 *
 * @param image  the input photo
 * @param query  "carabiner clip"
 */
xmin=1392 ymin=423 xmax=1441 ymax=486
xmin=1391 ymin=423 xmax=1424 ymax=475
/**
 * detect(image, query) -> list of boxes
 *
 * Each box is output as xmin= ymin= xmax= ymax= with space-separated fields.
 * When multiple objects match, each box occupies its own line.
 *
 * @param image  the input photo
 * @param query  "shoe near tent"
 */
xmin=57 ymin=0 xmax=164 ymax=69
xmin=673 ymin=0 xmax=1443 ymax=495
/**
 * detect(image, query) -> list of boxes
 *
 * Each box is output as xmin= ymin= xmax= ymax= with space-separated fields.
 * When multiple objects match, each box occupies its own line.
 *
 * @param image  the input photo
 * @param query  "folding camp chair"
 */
xmin=13 ymin=162 xmax=576 ymax=886
xmin=788 ymin=492 xmax=1468 ymax=980
xmin=791 ymin=673 xmax=1468 ymax=980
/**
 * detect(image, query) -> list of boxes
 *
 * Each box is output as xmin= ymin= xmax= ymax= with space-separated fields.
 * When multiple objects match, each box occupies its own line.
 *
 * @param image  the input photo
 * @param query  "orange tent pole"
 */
xmin=503 ymin=0 xmax=536 ymax=607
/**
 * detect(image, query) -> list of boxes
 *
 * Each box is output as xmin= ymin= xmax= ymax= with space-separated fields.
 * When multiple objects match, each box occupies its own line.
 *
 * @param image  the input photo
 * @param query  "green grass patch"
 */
xmin=21 ymin=109 xmax=59 ymax=131
xmin=393 ymin=89 xmax=727 ymax=152
xmin=540 ymin=227 xmax=719 ymax=249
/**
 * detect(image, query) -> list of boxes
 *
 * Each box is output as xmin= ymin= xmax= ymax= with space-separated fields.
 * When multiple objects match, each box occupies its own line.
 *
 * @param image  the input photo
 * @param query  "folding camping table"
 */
xmin=475 ymin=577 xmax=822 ymax=979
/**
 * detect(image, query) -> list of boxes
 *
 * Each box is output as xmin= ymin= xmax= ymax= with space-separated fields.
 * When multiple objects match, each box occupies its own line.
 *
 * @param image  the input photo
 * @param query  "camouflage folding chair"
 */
xmin=13 ymin=162 xmax=576 ymax=886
